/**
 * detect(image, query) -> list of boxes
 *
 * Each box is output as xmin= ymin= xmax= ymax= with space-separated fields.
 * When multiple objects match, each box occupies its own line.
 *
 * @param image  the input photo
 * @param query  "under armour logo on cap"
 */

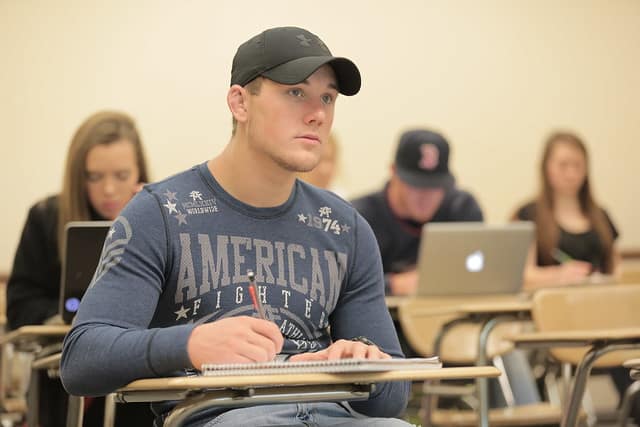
xmin=419 ymin=144 xmax=439 ymax=170
xmin=297 ymin=34 xmax=312 ymax=46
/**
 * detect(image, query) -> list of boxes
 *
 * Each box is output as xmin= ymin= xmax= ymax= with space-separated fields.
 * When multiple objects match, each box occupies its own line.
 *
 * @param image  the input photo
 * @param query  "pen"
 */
xmin=247 ymin=270 xmax=266 ymax=320
xmin=551 ymin=248 xmax=573 ymax=264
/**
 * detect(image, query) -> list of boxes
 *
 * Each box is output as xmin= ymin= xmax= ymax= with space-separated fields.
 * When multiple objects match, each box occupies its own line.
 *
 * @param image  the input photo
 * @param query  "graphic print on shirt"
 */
xmin=297 ymin=206 xmax=351 ymax=235
xmin=174 ymin=230 xmax=349 ymax=353
xmin=163 ymin=188 xmax=219 ymax=226
xmin=89 ymin=216 xmax=132 ymax=288
xmin=99 ymin=178 xmax=355 ymax=354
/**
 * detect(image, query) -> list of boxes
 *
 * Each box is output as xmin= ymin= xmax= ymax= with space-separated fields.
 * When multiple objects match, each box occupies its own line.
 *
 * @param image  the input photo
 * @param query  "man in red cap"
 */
xmin=352 ymin=128 xmax=483 ymax=296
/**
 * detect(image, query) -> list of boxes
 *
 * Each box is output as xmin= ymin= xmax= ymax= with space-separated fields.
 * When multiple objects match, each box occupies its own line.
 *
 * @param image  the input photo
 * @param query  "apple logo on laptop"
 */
xmin=465 ymin=250 xmax=484 ymax=272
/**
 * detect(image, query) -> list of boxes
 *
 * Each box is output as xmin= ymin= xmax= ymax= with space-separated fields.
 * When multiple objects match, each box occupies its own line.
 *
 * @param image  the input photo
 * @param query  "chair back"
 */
xmin=532 ymin=283 xmax=640 ymax=367
xmin=620 ymin=269 xmax=640 ymax=285
xmin=397 ymin=296 xmax=526 ymax=363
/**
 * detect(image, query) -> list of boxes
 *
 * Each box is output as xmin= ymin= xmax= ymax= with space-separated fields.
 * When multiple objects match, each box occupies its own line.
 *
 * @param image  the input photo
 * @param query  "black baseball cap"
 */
xmin=231 ymin=26 xmax=361 ymax=96
xmin=394 ymin=129 xmax=455 ymax=189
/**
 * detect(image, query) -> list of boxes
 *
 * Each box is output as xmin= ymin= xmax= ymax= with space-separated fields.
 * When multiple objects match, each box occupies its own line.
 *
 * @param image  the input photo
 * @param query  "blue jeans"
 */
xmin=202 ymin=402 xmax=413 ymax=427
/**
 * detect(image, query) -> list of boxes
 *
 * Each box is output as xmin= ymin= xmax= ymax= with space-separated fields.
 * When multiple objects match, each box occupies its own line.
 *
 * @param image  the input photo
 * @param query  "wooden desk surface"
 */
xmin=510 ymin=327 xmax=640 ymax=348
xmin=0 ymin=325 xmax=70 ymax=346
xmin=392 ymin=294 xmax=531 ymax=317
xmin=119 ymin=366 xmax=500 ymax=393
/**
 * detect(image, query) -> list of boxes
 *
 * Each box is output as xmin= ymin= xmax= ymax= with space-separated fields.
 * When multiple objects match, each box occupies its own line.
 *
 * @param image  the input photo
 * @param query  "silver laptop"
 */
xmin=58 ymin=221 xmax=112 ymax=324
xmin=415 ymin=222 xmax=534 ymax=296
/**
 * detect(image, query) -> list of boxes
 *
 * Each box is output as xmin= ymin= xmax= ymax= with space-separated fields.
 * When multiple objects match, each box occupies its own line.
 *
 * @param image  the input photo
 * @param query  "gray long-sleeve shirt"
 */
xmin=60 ymin=163 xmax=409 ymax=423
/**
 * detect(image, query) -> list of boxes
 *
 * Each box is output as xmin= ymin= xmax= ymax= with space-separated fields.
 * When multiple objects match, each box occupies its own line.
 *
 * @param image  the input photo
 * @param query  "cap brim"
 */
xmin=262 ymin=56 xmax=361 ymax=96
xmin=396 ymin=169 xmax=455 ymax=189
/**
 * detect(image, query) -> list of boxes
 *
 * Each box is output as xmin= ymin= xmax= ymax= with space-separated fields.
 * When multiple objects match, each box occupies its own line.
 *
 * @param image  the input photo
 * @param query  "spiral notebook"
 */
xmin=202 ymin=357 xmax=441 ymax=376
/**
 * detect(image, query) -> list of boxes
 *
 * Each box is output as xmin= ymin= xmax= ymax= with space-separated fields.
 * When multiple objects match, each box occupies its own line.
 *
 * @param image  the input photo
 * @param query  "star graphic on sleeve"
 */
xmin=164 ymin=200 xmax=178 ymax=214
xmin=341 ymin=223 xmax=351 ymax=233
xmin=297 ymin=213 xmax=307 ymax=223
xmin=107 ymin=227 xmax=116 ymax=239
xmin=174 ymin=305 xmax=190 ymax=320
xmin=175 ymin=211 xmax=188 ymax=225
xmin=163 ymin=189 xmax=177 ymax=201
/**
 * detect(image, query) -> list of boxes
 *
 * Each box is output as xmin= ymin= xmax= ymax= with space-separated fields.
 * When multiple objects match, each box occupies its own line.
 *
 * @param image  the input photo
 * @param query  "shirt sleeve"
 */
xmin=450 ymin=191 xmax=484 ymax=221
xmin=328 ymin=212 xmax=410 ymax=418
xmin=60 ymin=190 xmax=195 ymax=397
xmin=6 ymin=199 xmax=60 ymax=329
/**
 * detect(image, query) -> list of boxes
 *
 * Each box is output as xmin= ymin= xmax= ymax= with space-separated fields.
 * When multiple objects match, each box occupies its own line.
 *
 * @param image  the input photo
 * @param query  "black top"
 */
xmin=351 ymin=183 xmax=483 ymax=293
xmin=515 ymin=201 xmax=619 ymax=272
xmin=7 ymin=195 xmax=102 ymax=330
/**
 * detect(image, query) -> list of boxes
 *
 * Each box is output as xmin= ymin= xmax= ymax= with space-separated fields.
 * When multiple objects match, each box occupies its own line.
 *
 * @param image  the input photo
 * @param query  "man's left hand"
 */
xmin=288 ymin=339 xmax=391 ymax=362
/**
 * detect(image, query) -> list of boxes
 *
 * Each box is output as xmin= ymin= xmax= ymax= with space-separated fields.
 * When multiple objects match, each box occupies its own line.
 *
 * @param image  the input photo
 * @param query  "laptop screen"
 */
xmin=416 ymin=222 xmax=534 ymax=297
xmin=58 ymin=221 xmax=112 ymax=324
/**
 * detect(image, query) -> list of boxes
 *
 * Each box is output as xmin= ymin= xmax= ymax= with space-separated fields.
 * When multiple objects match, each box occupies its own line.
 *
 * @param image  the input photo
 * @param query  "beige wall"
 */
xmin=1 ymin=0 xmax=639 ymax=272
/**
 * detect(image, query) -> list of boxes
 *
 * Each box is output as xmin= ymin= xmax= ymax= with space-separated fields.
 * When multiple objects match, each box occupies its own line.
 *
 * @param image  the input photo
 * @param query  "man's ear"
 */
xmin=227 ymin=85 xmax=249 ymax=123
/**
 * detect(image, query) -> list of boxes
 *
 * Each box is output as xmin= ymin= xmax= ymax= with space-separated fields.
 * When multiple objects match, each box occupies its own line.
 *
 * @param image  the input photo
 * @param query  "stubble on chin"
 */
xmin=272 ymin=152 xmax=320 ymax=173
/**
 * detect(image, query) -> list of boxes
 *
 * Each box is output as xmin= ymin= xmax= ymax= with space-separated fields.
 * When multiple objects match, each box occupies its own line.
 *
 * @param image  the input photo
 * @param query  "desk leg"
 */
xmin=618 ymin=380 xmax=640 ymax=427
xmin=562 ymin=343 xmax=640 ymax=427
xmin=66 ymin=395 xmax=84 ymax=427
xmin=476 ymin=317 xmax=493 ymax=427
xmin=26 ymin=369 xmax=39 ymax=427
xmin=104 ymin=393 xmax=117 ymax=427
xmin=427 ymin=317 xmax=471 ymax=425
xmin=476 ymin=316 xmax=514 ymax=427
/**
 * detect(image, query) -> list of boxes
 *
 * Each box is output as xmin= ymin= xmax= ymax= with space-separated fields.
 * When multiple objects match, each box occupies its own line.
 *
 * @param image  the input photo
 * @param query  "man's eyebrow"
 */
xmin=297 ymin=79 xmax=339 ymax=91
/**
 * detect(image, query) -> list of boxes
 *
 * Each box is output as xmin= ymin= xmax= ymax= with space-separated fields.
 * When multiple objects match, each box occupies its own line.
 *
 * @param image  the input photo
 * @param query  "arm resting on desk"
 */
xmin=61 ymin=322 xmax=195 ymax=396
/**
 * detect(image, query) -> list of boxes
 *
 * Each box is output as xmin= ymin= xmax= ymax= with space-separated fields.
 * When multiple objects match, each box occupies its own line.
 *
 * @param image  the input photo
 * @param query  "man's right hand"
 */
xmin=187 ymin=316 xmax=283 ymax=370
xmin=390 ymin=269 xmax=418 ymax=295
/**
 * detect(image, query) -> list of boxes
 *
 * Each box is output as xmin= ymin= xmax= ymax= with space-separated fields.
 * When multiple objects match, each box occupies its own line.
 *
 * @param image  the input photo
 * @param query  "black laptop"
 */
xmin=58 ymin=221 xmax=111 ymax=324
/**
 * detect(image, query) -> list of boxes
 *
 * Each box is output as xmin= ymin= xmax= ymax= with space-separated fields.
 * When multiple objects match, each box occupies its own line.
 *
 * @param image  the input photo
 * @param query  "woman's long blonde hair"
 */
xmin=57 ymin=111 xmax=149 ymax=251
xmin=533 ymin=131 xmax=614 ymax=272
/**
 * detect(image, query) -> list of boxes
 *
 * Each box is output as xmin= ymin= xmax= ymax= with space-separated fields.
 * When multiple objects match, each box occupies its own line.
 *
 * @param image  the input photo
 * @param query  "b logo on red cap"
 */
xmin=419 ymin=144 xmax=439 ymax=170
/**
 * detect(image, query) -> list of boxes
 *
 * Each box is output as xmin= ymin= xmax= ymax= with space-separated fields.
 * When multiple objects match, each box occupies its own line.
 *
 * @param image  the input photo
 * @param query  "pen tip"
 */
xmin=247 ymin=270 xmax=255 ymax=281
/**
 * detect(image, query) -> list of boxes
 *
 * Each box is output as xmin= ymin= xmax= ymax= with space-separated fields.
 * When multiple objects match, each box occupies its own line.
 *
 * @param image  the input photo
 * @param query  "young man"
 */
xmin=61 ymin=26 xmax=411 ymax=426
xmin=351 ymin=129 xmax=483 ymax=296
xmin=352 ymin=130 xmax=541 ymax=408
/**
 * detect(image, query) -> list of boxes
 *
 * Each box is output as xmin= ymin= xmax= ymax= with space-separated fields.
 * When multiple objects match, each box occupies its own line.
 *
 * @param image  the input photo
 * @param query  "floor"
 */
xmin=401 ymin=374 xmax=639 ymax=426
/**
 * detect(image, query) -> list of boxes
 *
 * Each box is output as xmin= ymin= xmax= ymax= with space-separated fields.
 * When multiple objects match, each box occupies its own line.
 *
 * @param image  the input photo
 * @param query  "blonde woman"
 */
xmin=7 ymin=110 xmax=151 ymax=426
